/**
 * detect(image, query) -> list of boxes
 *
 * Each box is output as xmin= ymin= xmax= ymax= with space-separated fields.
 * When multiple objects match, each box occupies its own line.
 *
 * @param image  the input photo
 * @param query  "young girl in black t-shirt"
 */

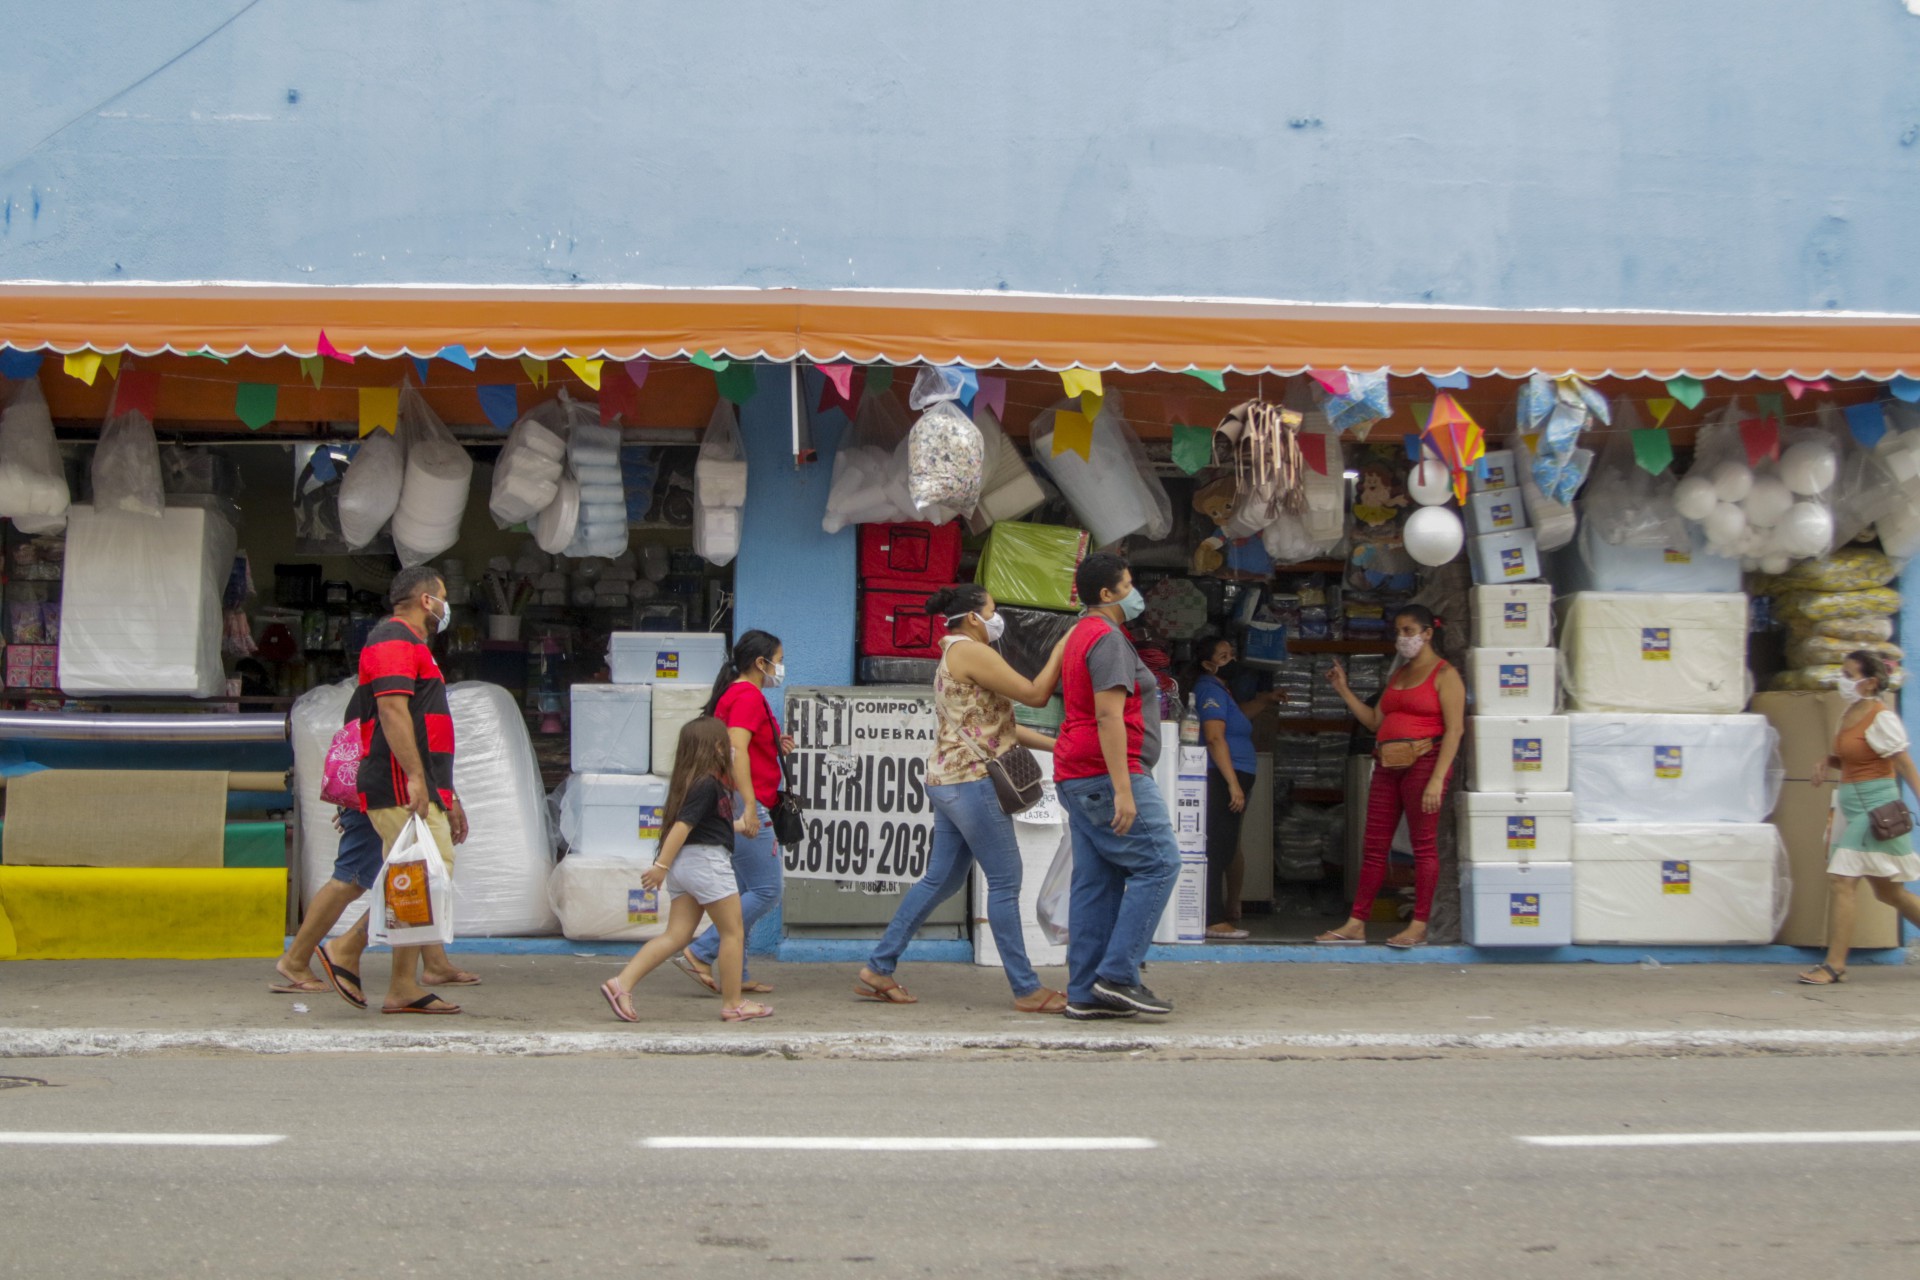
xmin=599 ymin=717 xmax=770 ymax=1022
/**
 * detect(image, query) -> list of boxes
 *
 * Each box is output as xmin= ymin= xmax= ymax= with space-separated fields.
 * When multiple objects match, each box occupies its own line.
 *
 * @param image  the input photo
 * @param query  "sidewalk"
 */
xmin=4 ymin=953 xmax=1919 ymax=1060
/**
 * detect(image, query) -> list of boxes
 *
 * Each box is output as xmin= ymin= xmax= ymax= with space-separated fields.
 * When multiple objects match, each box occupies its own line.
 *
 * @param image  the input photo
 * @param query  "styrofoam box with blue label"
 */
xmin=1467 ymin=486 xmax=1529 ymax=538
xmin=1469 ymin=528 xmax=1543 ymax=586
xmin=1466 ymin=647 xmax=1558 ymax=717
xmin=1472 ymin=449 xmax=1518 ymax=494
xmin=1563 ymin=521 xmax=1742 ymax=594
xmin=1470 ymin=583 xmax=1553 ymax=648
xmin=1568 ymin=713 xmax=1781 ymax=824
xmin=570 ymin=683 xmax=653 ymax=774
xmin=1462 ymin=861 xmax=1573 ymax=947
xmin=609 ymin=632 xmax=727 ymax=686
xmin=1571 ymin=823 xmax=1786 ymax=945
xmin=1559 ymin=592 xmax=1750 ymax=715
xmin=1467 ymin=715 xmax=1570 ymax=792
xmin=1458 ymin=790 xmax=1575 ymax=862
xmin=570 ymin=773 xmax=669 ymax=859
xmin=547 ymin=855 xmax=670 ymax=941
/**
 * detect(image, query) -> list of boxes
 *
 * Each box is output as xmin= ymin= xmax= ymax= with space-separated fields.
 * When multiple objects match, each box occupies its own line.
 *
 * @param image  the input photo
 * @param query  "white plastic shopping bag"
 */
xmin=1036 ymin=828 xmax=1073 ymax=945
xmin=366 ymin=814 xmax=455 ymax=947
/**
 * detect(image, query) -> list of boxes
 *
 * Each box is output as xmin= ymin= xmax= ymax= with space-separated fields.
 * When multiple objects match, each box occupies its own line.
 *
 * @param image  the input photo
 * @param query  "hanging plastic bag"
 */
xmin=390 ymin=387 xmax=472 ymax=565
xmin=489 ymin=398 xmax=569 ymax=527
xmin=366 ymin=813 xmax=455 ymax=948
xmin=319 ymin=721 xmax=363 ymax=808
xmin=0 ymin=380 xmax=70 ymax=521
xmin=695 ymin=399 xmax=749 ymax=506
xmin=824 ymin=390 xmax=915 ymax=533
xmin=338 ymin=429 xmax=405 ymax=549
xmin=908 ymin=364 xmax=968 ymax=410
xmin=1586 ymin=403 xmax=1686 ymax=551
xmin=1035 ymin=828 xmax=1073 ymax=945
xmin=907 ymin=399 xmax=984 ymax=517
xmin=1030 ymin=391 xmax=1172 ymax=545
xmin=91 ymin=407 xmax=165 ymax=519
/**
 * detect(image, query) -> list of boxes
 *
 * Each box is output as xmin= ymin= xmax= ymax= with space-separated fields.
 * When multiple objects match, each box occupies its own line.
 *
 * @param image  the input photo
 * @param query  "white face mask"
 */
xmin=764 ymin=659 xmax=785 ymax=688
xmin=977 ymin=611 xmax=1006 ymax=644
xmin=426 ymin=596 xmax=452 ymax=635
xmin=1395 ymin=633 xmax=1428 ymax=660
xmin=1836 ymin=677 xmax=1869 ymax=704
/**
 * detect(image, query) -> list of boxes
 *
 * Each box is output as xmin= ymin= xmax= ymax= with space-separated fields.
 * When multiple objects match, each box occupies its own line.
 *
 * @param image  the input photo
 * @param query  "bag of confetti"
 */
xmin=907 ymin=400 xmax=984 ymax=517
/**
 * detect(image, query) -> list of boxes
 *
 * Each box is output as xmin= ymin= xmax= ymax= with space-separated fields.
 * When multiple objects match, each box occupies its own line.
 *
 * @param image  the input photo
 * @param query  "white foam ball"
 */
xmin=1778 ymin=500 xmax=1834 ymax=558
xmin=1711 ymin=460 xmax=1754 ymax=503
xmin=1741 ymin=474 xmax=1794 ymax=527
xmin=1673 ymin=474 xmax=1718 ymax=522
xmin=1760 ymin=552 xmax=1792 ymax=575
xmin=1780 ymin=440 xmax=1838 ymax=496
xmin=1704 ymin=501 xmax=1748 ymax=546
xmin=1406 ymin=459 xmax=1452 ymax=507
xmin=1403 ymin=505 xmax=1464 ymax=566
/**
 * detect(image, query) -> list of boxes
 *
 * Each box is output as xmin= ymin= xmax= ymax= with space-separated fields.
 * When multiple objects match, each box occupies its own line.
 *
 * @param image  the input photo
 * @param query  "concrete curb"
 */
xmin=6 ymin=1026 xmax=1920 ymax=1061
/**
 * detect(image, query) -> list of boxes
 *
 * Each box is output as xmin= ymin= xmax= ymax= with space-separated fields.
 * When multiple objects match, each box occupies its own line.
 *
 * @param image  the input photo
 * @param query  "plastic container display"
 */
xmin=1571 ymin=823 xmax=1788 ymax=945
xmin=1472 ymin=449 xmax=1519 ymax=493
xmin=1465 ymin=647 xmax=1559 ymax=717
xmin=1461 ymin=860 xmax=1573 ymax=947
xmin=568 ymin=773 xmax=668 ymax=859
xmin=1466 ymin=715 xmax=1571 ymax=792
xmin=976 ymin=521 xmax=1092 ymax=611
xmin=1567 ymin=713 xmax=1782 ymax=824
xmin=547 ymin=855 xmax=668 ymax=942
xmin=652 ymin=684 xmax=716 ymax=776
xmin=1467 ymin=486 xmax=1528 ymax=537
xmin=1560 ymin=521 xmax=1742 ymax=595
xmin=1457 ymin=790 xmax=1575 ymax=863
xmin=1470 ymin=584 xmax=1554 ymax=648
xmin=1469 ymin=528 xmax=1543 ymax=585
xmin=570 ymin=684 xmax=653 ymax=774
xmin=608 ymin=631 xmax=727 ymax=686
xmin=1559 ymin=592 xmax=1750 ymax=715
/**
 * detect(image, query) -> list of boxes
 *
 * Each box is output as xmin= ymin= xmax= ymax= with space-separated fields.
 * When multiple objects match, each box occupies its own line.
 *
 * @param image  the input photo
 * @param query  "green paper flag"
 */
xmin=715 ymin=361 xmax=758 ymax=404
xmin=1183 ymin=368 xmax=1226 ymax=392
xmin=1665 ymin=375 xmax=1705 ymax=409
xmin=1410 ymin=400 xmax=1433 ymax=431
xmin=1756 ymin=392 xmax=1784 ymax=423
xmin=1171 ymin=423 xmax=1213 ymax=475
xmin=234 ymin=382 xmax=277 ymax=431
xmin=298 ymin=355 xmax=324 ymax=389
xmin=866 ymin=364 xmax=895 ymax=394
xmin=690 ymin=350 xmax=730 ymax=372
xmin=1632 ymin=428 xmax=1673 ymax=476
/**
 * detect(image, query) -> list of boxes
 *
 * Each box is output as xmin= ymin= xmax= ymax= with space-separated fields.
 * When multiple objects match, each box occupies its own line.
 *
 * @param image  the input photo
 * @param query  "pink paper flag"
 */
xmin=600 ymin=371 xmax=640 ymax=425
xmin=1785 ymin=377 xmax=1831 ymax=400
xmin=975 ymin=374 xmax=1007 ymax=421
xmin=1308 ymin=369 xmax=1350 ymax=397
xmin=818 ymin=362 xmax=855 ymax=402
xmin=316 ymin=330 xmax=355 ymax=364
xmin=624 ymin=358 xmax=650 ymax=390
xmin=110 ymin=369 xmax=161 ymax=420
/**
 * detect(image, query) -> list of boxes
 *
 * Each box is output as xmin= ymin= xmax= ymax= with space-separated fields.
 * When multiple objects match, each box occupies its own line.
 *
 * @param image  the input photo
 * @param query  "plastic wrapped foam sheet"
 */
xmin=59 ymin=500 xmax=237 ymax=697
xmin=0 ymin=379 xmax=70 ymax=520
xmin=547 ymin=855 xmax=668 ymax=941
xmin=1030 ymin=392 xmax=1171 ymax=546
xmin=1557 ymin=520 xmax=1742 ymax=594
xmin=1559 ymin=592 xmax=1750 ymax=715
xmin=1571 ymin=823 xmax=1790 ymax=945
xmin=1568 ymin=714 xmax=1782 ymax=824
xmin=293 ymin=680 xmax=560 ymax=936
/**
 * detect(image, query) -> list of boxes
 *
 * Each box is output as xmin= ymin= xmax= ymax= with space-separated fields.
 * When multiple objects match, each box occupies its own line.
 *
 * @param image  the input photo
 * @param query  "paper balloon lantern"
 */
xmin=1406 ymin=458 xmax=1452 ymax=507
xmin=1779 ymin=501 xmax=1834 ymax=558
xmin=1711 ymin=460 xmax=1754 ymax=503
xmin=1704 ymin=501 xmax=1748 ymax=548
xmin=1403 ymin=505 xmax=1464 ymax=566
xmin=1742 ymin=474 xmax=1794 ymax=527
xmin=1673 ymin=474 xmax=1718 ymax=522
xmin=1779 ymin=440 xmax=1838 ymax=496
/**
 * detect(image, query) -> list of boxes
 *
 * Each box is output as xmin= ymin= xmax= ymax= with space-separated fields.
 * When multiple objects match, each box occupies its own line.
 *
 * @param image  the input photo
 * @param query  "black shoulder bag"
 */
xmin=770 ymin=752 xmax=806 ymax=848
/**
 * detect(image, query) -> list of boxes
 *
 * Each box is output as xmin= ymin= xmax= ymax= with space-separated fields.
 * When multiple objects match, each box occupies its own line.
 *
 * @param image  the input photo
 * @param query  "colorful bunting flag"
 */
xmin=436 ymin=344 xmax=476 ymax=371
xmin=299 ymin=355 xmax=325 ymax=389
xmin=1631 ymin=428 xmax=1673 ymax=476
xmin=1756 ymin=392 xmax=1784 ymax=424
xmin=1079 ymin=390 xmax=1103 ymax=422
xmin=1426 ymin=371 xmax=1471 ymax=391
xmin=234 ymin=383 xmax=277 ymax=431
xmin=562 ymin=357 xmax=604 ymax=390
xmin=1183 ymin=368 xmax=1226 ymax=392
xmin=316 ymin=330 xmax=355 ymax=364
xmin=974 ymin=374 xmax=1007 ymax=420
xmin=1739 ymin=417 xmax=1780 ymax=466
xmin=1170 ymin=423 xmax=1213 ymax=475
xmin=949 ymin=365 xmax=980 ymax=409
xmin=1843 ymin=401 xmax=1887 ymax=448
xmin=715 ymin=361 xmax=758 ymax=404
xmin=1060 ymin=368 xmax=1103 ymax=401
xmin=1647 ymin=397 xmax=1677 ymax=427
xmin=817 ymin=362 xmax=855 ymax=403
xmin=624 ymin=358 xmax=650 ymax=390
xmin=110 ymin=369 xmax=161 ymax=419
xmin=1665 ymin=375 xmax=1705 ymax=409
xmin=62 ymin=351 xmax=102 ymax=385
xmin=519 ymin=356 xmax=549 ymax=387
xmin=1051 ymin=407 xmax=1093 ymax=460
xmin=358 ymin=387 xmax=400 ymax=438
xmin=476 ymin=384 xmax=518 ymax=429
xmin=1307 ymin=369 xmax=1350 ymax=397
xmin=1889 ymin=377 xmax=1920 ymax=404
xmin=1404 ymin=435 xmax=1424 ymax=461
xmin=189 ymin=349 xmax=230 ymax=364
xmin=866 ymin=364 xmax=896 ymax=394
xmin=690 ymin=350 xmax=729 ymax=372
xmin=0 ymin=349 xmax=43 ymax=379
xmin=1785 ymin=377 xmax=1830 ymax=400
xmin=411 ymin=357 xmax=432 ymax=385
xmin=100 ymin=353 xmax=121 ymax=379
xmin=600 ymin=370 xmax=640 ymax=425
xmin=1409 ymin=400 xmax=1433 ymax=433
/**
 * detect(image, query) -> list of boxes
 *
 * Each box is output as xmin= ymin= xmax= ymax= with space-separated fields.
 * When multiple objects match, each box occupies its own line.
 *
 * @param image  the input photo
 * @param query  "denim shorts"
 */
xmin=330 ymin=808 xmax=384 ymax=891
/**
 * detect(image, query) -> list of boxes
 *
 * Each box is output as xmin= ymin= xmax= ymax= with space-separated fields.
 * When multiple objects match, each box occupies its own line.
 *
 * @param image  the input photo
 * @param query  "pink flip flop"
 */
xmin=720 ymin=1001 xmax=773 ymax=1022
xmin=600 ymin=980 xmax=638 ymax=1023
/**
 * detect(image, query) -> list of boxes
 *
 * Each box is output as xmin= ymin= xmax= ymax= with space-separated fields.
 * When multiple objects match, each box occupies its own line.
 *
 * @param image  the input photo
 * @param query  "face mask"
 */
xmin=1836 ymin=678 xmax=1867 ymax=704
xmin=1395 ymin=633 xmax=1428 ymax=660
xmin=978 ymin=612 xmax=1007 ymax=644
xmin=764 ymin=660 xmax=785 ymax=688
xmin=426 ymin=596 xmax=452 ymax=635
xmin=1115 ymin=587 xmax=1147 ymax=622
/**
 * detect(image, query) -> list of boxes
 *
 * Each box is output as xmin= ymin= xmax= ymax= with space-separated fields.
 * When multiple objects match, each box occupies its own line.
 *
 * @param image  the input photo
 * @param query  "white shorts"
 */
xmin=665 ymin=843 xmax=739 ymax=905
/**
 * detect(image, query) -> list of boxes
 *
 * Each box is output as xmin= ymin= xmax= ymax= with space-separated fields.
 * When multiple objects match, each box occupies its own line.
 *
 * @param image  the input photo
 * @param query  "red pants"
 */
xmin=1350 ymin=752 xmax=1448 ymax=925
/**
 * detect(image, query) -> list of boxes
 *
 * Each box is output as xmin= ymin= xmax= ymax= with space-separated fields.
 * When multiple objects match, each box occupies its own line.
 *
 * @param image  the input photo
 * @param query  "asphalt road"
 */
xmin=1 ymin=1053 xmax=1916 ymax=1278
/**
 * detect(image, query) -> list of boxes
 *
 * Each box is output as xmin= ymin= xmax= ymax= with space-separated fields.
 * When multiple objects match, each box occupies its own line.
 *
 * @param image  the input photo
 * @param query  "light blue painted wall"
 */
xmin=4 ymin=1 xmax=1920 ymax=314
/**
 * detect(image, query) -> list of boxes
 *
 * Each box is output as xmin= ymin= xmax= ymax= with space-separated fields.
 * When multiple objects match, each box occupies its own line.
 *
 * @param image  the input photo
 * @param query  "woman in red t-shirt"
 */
xmin=676 ymin=629 xmax=793 ymax=996
xmin=1315 ymin=605 xmax=1465 ymax=949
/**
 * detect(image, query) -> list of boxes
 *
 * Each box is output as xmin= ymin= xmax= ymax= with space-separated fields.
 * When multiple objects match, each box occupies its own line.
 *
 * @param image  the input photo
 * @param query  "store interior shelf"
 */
xmin=1285 ymin=639 xmax=1396 ymax=654
xmin=1271 ymin=560 xmax=1347 ymax=573
xmin=1273 ymin=718 xmax=1354 ymax=734
xmin=1287 ymin=786 xmax=1347 ymax=804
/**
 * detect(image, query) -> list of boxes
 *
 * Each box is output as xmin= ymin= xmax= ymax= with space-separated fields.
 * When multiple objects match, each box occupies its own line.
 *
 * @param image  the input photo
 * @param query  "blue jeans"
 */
xmin=689 ymin=803 xmax=782 ymax=983
xmin=867 ymin=776 xmax=1042 ymax=999
xmin=1058 ymin=772 xmax=1180 ymax=1005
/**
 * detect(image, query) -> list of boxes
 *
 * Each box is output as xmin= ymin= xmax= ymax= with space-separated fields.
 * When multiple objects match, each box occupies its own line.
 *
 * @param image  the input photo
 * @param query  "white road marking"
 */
xmin=0 ymin=1132 xmax=285 ymax=1147
xmin=1521 ymin=1130 xmax=1920 ymax=1148
xmin=642 ymin=1136 xmax=1157 ymax=1152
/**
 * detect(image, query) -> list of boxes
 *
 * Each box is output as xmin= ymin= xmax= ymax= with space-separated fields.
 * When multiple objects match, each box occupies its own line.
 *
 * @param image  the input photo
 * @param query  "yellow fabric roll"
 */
xmin=0 ymin=867 xmax=284 ymax=960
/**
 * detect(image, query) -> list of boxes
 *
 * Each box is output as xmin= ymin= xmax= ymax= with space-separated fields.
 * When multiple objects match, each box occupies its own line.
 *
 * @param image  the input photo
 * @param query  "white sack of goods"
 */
xmin=489 ymin=397 xmax=571 ymax=526
xmin=824 ymin=390 xmax=917 ymax=533
xmin=689 ymin=399 xmax=745 ymax=564
xmin=566 ymin=419 xmax=629 ymax=560
xmin=337 ymin=428 xmax=405 ymax=550
xmin=390 ymin=387 xmax=473 ymax=566
xmin=1558 ymin=591 xmax=1750 ymax=715
xmin=1571 ymin=823 xmax=1790 ymax=946
xmin=91 ymin=408 xmax=165 ymax=519
xmin=907 ymin=400 xmax=985 ymax=518
xmin=0 ymin=379 xmax=70 ymax=526
xmin=1030 ymin=391 xmax=1171 ymax=547
xmin=967 ymin=405 xmax=1048 ymax=532
xmin=1567 ymin=713 xmax=1783 ymax=824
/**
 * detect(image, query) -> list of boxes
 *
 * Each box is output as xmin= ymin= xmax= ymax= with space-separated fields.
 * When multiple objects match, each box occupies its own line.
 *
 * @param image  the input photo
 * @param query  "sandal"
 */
xmin=1014 ymin=989 xmax=1069 ymax=1015
xmin=721 ymin=1001 xmax=774 ymax=1022
xmin=854 ymin=976 xmax=917 ymax=1004
xmin=1798 ymin=962 xmax=1848 ymax=986
xmin=600 ymin=979 xmax=638 ymax=1023
xmin=1314 ymin=930 xmax=1367 ymax=945
xmin=313 ymin=943 xmax=368 ymax=1009
xmin=672 ymin=951 xmax=721 ymax=995
xmin=382 ymin=994 xmax=462 ymax=1015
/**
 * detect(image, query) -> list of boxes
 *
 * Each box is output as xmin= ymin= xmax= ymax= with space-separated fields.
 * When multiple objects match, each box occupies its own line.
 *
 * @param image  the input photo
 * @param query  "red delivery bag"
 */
xmin=860 ymin=580 xmax=949 ymax=658
xmin=858 ymin=521 xmax=962 ymax=585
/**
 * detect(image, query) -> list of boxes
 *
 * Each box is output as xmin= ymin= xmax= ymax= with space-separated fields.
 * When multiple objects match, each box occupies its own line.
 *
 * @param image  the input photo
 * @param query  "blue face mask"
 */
xmin=1116 ymin=587 xmax=1146 ymax=622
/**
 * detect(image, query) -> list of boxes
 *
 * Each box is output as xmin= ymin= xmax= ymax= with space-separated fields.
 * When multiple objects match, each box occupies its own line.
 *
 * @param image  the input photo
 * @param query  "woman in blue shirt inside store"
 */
xmin=1189 ymin=635 xmax=1285 ymax=939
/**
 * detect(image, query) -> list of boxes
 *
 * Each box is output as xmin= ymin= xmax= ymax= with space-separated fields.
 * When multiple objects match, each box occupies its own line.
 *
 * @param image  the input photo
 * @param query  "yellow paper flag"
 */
xmin=1052 ymin=407 xmax=1093 ymax=460
xmin=1060 ymin=367 xmax=1104 ymax=401
xmin=520 ymin=356 xmax=549 ymax=388
xmin=63 ymin=351 xmax=102 ymax=385
xmin=299 ymin=355 xmax=325 ymax=389
xmin=562 ymin=357 xmax=604 ymax=390
xmin=1079 ymin=390 xmax=1103 ymax=422
xmin=358 ymin=386 xmax=400 ymax=437
xmin=100 ymin=353 xmax=121 ymax=379
xmin=1648 ymin=397 xmax=1677 ymax=427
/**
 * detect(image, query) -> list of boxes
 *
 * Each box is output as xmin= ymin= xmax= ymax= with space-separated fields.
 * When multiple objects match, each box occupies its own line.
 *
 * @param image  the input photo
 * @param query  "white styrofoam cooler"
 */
xmin=1568 ymin=713 xmax=1781 ymax=824
xmin=974 ymin=758 xmax=1069 ymax=971
xmin=1467 ymin=486 xmax=1528 ymax=537
xmin=1462 ymin=861 xmax=1573 ymax=947
xmin=1562 ymin=521 xmax=1742 ymax=595
xmin=569 ymin=773 xmax=668 ymax=859
xmin=1473 ymin=449 xmax=1518 ymax=493
xmin=1469 ymin=528 xmax=1543 ymax=585
xmin=1466 ymin=647 xmax=1558 ymax=717
xmin=1458 ymin=791 xmax=1575 ymax=863
xmin=1571 ymin=823 xmax=1786 ymax=944
xmin=1559 ymin=591 xmax=1750 ymax=715
xmin=570 ymin=683 xmax=653 ymax=773
xmin=609 ymin=631 xmax=727 ymax=685
xmin=652 ymin=684 xmax=716 ymax=776
xmin=1467 ymin=715 xmax=1570 ymax=792
xmin=1470 ymin=583 xmax=1553 ymax=648
xmin=547 ymin=855 xmax=668 ymax=941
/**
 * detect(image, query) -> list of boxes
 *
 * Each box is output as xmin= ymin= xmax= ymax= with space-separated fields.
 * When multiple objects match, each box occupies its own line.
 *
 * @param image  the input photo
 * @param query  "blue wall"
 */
xmin=4 ymin=1 xmax=1920 ymax=314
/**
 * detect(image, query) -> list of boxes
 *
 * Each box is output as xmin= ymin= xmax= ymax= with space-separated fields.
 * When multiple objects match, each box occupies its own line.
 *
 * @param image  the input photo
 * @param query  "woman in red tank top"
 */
xmin=1314 ymin=605 xmax=1465 ymax=948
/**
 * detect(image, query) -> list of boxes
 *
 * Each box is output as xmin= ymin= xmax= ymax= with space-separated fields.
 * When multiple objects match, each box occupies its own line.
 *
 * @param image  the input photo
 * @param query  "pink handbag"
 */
xmin=320 ymin=721 xmax=363 ymax=808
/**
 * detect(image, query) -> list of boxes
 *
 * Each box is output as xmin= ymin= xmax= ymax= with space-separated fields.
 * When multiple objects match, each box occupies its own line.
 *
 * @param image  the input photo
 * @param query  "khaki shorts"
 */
xmin=368 ymin=803 xmax=457 ymax=869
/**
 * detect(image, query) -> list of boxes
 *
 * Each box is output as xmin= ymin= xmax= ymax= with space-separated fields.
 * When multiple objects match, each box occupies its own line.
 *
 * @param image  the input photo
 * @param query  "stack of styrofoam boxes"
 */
xmin=1460 ymin=581 xmax=1574 ymax=945
xmin=1557 ymin=544 xmax=1786 ymax=945
xmin=1466 ymin=449 xmax=1545 ymax=589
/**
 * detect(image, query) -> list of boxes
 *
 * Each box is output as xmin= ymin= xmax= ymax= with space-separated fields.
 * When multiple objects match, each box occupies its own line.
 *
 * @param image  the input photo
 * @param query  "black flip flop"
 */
xmin=314 ymin=943 xmax=368 ymax=1010
xmin=383 ymin=994 xmax=461 ymax=1015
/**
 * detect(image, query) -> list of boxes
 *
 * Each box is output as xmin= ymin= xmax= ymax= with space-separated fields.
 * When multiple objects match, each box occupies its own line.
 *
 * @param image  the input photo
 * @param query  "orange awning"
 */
xmin=4 ymin=285 xmax=1920 ymax=381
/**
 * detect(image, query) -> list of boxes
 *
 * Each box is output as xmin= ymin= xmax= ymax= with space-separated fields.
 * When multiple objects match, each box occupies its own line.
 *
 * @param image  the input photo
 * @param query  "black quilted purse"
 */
xmin=960 ymin=730 xmax=1045 ymax=815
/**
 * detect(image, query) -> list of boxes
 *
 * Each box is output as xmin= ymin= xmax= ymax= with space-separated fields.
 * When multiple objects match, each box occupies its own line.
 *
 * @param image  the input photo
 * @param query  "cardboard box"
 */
xmin=1752 ymin=691 xmax=1848 ymax=781
xmin=1771 ymin=778 xmax=1900 ymax=948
